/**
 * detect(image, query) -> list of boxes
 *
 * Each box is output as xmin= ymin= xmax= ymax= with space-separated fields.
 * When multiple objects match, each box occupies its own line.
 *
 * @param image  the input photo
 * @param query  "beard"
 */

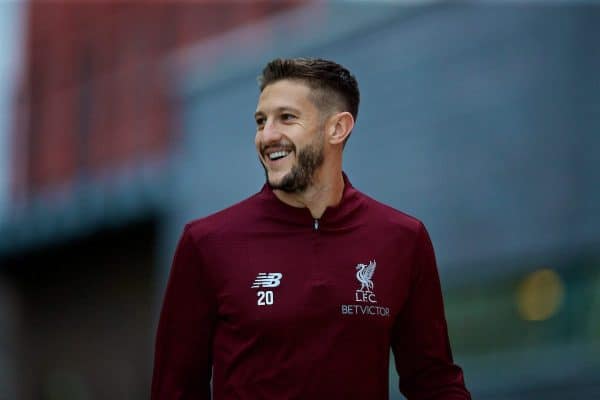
xmin=261 ymin=132 xmax=325 ymax=193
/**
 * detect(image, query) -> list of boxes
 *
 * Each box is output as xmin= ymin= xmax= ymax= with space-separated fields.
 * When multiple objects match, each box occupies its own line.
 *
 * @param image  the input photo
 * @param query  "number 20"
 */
xmin=257 ymin=290 xmax=274 ymax=306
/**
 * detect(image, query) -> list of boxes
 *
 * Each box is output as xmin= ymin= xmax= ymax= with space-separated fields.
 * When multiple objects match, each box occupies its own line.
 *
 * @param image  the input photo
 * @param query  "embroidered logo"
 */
xmin=355 ymin=260 xmax=377 ymax=303
xmin=251 ymin=272 xmax=283 ymax=306
xmin=341 ymin=259 xmax=390 ymax=317
xmin=251 ymin=272 xmax=283 ymax=288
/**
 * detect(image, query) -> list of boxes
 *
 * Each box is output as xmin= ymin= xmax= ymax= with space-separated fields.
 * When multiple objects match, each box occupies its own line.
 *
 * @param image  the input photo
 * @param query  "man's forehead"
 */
xmin=256 ymin=79 xmax=316 ymax=113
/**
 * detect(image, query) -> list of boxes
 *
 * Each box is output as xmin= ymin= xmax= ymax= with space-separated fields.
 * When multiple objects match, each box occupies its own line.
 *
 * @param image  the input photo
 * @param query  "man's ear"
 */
xmin=327 ymin=112 xmax=354 ymax=145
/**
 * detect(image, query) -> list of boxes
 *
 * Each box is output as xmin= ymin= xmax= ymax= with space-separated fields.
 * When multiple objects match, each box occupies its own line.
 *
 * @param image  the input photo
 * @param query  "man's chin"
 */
xmin=265 ymin=167 xmax=291 ymax=184
xmin=266 ymin=177 xmax=289 ymax=192
xmin=267 ymin=174 xmax=309 ymax=194
xmin=266 ymin=174 xmax=292 ymax=193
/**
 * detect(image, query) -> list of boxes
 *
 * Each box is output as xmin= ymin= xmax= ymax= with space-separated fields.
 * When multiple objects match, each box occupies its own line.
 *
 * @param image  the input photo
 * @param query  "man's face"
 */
xmin=254 ymin=79 xmax=326 ymax=193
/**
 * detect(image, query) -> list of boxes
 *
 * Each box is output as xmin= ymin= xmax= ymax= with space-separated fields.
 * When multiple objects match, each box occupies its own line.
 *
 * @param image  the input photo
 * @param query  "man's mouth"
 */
xmin=263 ymin=145 xmax=294 ymax=162
xmin=268 ymin=150 xmax=290 ymax=161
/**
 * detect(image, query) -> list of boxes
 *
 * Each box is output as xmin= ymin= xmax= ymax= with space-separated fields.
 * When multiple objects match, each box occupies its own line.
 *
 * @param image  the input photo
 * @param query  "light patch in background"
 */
xmin=517 ymin=268 xmax=565 ymax=321
xmin=0 ymin=1 xmax=23 ymax=220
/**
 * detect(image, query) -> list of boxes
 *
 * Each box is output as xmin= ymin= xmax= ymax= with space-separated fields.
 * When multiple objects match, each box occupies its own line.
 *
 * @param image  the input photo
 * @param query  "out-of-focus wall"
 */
xmin=12 ymin=0 xmax=306 ymax=201
xmin=0 ymin=2 xmax=24 ymax=217
xmin=6 ymin=221 xmax=157 ymax=399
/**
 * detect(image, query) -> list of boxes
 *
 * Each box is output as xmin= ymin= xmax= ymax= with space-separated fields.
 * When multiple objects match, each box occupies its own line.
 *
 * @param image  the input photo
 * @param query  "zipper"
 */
xmin=311 ymin=218 xmax=320 ymax=280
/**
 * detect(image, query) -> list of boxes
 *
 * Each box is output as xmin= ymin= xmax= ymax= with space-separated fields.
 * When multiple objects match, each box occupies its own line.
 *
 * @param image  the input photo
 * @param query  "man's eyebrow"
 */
xmin=277 ymin=106 xmax=301 ymax=114
xmin=254 ymin=106 xmax=302 ymax=118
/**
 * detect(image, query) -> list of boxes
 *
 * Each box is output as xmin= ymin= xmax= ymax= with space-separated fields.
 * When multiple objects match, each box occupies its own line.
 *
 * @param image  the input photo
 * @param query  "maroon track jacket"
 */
xmin=152 ymin=174 xmax=470 ymax=399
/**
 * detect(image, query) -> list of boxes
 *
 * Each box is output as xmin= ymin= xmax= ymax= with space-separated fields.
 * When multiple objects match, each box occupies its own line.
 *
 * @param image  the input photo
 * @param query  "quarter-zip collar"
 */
xmin=258 ymin=172 xmax=365 ymax=231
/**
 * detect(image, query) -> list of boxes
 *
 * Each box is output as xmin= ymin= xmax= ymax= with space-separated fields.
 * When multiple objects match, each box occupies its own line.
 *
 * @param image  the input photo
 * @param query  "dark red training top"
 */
xmin=152 ymin=174 xmax=470 ymax=399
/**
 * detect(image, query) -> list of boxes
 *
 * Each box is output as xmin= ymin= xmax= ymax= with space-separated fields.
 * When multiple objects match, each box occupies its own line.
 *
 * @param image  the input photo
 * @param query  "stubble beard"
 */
xmin=262 ymin=133 xmax=325 ymax=193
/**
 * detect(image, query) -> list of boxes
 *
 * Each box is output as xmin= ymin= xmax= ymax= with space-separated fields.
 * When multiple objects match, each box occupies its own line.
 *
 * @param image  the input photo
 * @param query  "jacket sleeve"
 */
xmin=151 ymin=225 xmax=217 ymax=400
xmin=391 ymin=223 xmax=470 ymax=399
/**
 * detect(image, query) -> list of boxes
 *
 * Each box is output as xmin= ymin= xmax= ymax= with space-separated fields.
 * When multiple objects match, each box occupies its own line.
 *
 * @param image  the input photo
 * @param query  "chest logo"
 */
xmin=251 ymin=272 xmax=283 ymax=288
xmin=355 ymin=260 xmax=377 ymax=303
xmin=342 ymin=259 xmax=389 ymax=317
xmin=251 ymin=272 xmax=283 ymax=306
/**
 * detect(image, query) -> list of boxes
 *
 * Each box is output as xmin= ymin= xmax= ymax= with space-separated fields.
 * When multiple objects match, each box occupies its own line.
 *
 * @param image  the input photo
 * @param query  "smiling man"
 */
xmin=151 ymin=58 xmax=470 ymax=399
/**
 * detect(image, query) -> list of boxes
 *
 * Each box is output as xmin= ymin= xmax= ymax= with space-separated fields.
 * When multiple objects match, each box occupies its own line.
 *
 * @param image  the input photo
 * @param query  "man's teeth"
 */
xmin=268 ymin=151 xmax=289 ymax=160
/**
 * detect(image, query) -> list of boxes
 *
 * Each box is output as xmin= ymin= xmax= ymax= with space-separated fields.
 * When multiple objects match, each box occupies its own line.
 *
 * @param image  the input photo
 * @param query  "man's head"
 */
xmin=254 ymin=58 xmax=360 ymax=193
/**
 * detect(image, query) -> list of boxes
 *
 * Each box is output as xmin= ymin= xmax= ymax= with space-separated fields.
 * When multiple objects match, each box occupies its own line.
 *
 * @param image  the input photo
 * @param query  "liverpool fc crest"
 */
xmin=355 ymin=260 xmax=377 ymax=303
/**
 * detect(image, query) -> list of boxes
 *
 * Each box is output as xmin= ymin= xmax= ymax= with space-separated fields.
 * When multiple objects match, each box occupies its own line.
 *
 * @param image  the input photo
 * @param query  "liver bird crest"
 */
xmin=355 ymin=260 xmax=376 ymax=292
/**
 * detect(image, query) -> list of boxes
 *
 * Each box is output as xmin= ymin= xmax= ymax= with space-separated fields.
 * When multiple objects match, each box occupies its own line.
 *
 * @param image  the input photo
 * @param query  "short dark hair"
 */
xmin=258 ymin=57 xmax=360 ymax=122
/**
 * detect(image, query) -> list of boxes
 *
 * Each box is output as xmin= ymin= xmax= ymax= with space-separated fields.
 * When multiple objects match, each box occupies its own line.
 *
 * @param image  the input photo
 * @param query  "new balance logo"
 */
xmin=251 ymin=272 xmax=283 ymax=288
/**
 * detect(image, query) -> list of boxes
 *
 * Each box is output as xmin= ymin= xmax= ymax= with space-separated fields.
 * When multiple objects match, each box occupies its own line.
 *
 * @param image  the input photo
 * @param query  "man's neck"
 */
xmin=273 ymin=168 xmax=345 ymax=219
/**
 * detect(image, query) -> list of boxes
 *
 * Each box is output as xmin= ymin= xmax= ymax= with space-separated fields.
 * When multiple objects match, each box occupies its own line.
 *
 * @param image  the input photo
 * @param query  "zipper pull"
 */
xmin=313 ymin=219 xmax=319 ymax=231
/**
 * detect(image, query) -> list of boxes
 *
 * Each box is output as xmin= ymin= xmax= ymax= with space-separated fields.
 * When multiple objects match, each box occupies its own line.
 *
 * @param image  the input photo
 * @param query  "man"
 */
xmin=151 ymin=58 xmax=470 ymax=399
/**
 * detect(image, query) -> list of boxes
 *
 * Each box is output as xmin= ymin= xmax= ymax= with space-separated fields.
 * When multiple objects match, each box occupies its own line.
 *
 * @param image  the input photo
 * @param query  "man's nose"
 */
xmin=261 ymin=119 xmax=282 ymax=143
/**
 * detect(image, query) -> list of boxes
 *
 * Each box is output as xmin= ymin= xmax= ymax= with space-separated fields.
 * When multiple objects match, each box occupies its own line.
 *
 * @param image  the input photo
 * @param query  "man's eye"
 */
xmin=281 ymin=113 xmax=295 ymax=121
xmin=255 ymin=117 xmax=265 ymax=127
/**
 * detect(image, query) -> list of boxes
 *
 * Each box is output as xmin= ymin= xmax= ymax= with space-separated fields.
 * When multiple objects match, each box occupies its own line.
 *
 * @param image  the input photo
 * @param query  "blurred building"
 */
xmin=12 ymin=0 xmax=305 ymax=198
xmin=0 ymin=2 xmax=22 ymax=220
xmin=1 ymin=1 xmax=600 ymax=400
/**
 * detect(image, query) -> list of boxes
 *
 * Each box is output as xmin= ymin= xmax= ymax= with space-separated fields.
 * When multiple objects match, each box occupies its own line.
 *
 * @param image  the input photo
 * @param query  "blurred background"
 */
xmin=0 ymin=0 xmax=599 ymax=399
